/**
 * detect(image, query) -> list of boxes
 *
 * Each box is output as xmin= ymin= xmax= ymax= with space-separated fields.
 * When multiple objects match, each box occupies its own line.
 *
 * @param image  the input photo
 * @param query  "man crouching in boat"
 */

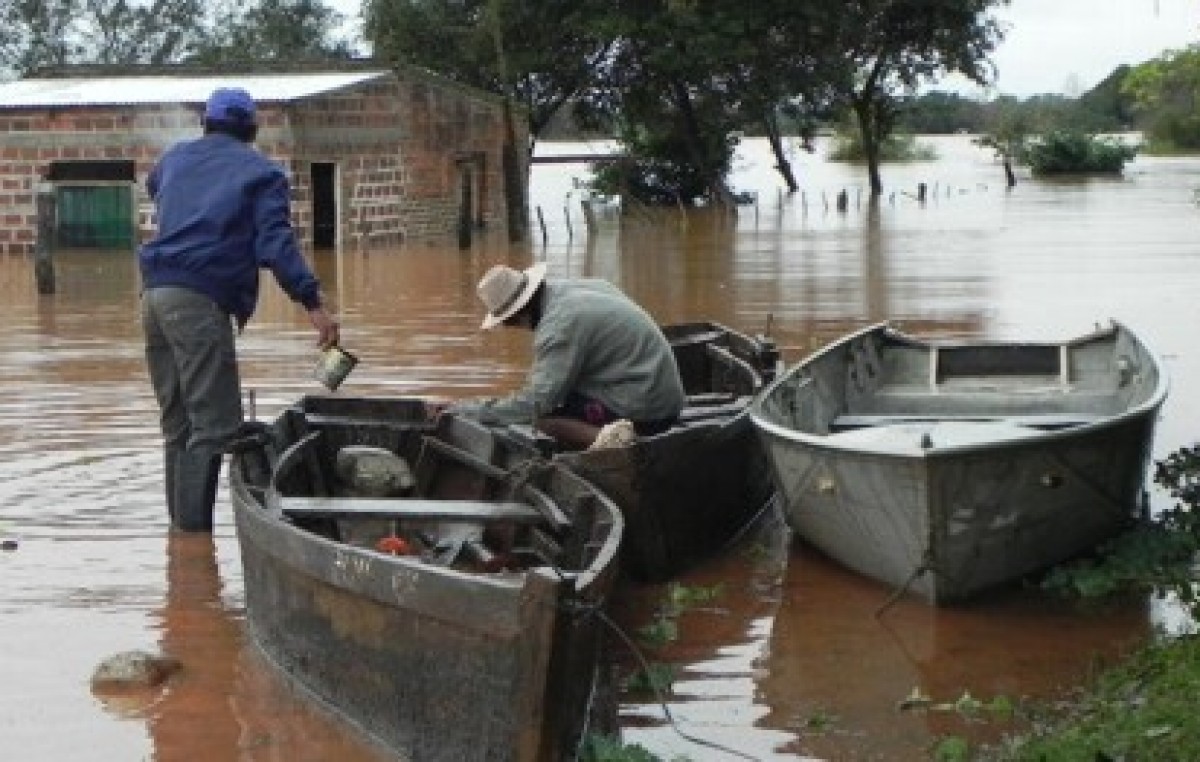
xmin=451 ymin=262 xmax=684 ymax=450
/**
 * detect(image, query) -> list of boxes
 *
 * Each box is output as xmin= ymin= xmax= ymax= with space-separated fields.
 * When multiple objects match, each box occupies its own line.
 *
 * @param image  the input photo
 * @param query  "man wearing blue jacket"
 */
xmin=139 ymin=87 xmax=339 ymax=532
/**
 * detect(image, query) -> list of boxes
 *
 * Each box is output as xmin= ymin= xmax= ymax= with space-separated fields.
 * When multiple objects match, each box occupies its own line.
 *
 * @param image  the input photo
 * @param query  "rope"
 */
xmin=595 ymin=608 xmax=761 ymax=761
xmin=875 ymin=551 xmax=932 ymax=617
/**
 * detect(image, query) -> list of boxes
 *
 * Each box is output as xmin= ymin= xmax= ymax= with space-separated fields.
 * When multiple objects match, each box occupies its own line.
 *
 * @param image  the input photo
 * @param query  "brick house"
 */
xmin=0 ymin=64 xmax=527 ymax=256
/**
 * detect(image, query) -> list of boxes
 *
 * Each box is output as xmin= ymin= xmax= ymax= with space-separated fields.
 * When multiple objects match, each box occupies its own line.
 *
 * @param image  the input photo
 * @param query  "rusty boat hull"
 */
xmin=229 ymin=402 xmax=623 ymax=760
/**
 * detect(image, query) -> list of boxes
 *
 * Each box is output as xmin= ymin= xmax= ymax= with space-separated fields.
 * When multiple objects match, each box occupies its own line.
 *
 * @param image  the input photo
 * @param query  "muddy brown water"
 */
xmin=1 ymin=135 xmax=1197 ymax=761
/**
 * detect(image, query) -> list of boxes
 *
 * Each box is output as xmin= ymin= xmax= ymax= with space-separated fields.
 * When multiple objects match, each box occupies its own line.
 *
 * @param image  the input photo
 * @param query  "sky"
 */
xmin=326 ymin=0 xmax=1200 ymax=98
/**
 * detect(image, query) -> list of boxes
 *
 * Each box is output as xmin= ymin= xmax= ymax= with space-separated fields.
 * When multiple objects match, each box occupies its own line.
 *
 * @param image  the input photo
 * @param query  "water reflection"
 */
xmin=147 ymin=533 xmax=390 ymax=761
xmin=1 ymin=135 xmax=1198 ymax=760
xmin=758 ymin=546 xmax=1152 ymax=760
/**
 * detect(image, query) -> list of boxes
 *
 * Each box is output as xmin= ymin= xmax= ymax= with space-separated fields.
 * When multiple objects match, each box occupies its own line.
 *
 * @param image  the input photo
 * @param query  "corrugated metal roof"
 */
xmin=0 ymin=71 xmax=392 ymax=109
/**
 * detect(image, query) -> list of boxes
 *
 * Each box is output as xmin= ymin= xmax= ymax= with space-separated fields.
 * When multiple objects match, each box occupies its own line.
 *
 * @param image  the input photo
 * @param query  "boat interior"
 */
xmin=664 ymin=322 xmax=780 ymax=425
xmin=235 ymin=398 xmax=614 ymax=580
xmin=762 ymin=324 xmax=1162 ymax=440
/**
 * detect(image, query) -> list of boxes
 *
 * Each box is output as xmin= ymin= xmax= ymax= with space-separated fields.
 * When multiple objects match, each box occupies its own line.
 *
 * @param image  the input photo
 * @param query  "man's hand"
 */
xmin=307 ymin=306 xmax=340 ymax=350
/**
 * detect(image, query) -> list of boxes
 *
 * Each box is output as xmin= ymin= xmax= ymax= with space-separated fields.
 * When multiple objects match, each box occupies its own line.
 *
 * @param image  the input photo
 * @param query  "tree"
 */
xmin=0 ymin=0 xmax=88 ymax=75
xmin=0 ymin=0 xmax=209 ymax=75
xmin=832 ymin=0 xmax=1007 ymax=195
xmin=1124 ymin=46 xmax=1200 ymax=152
xmin=0 ymin=0 xmax=349 ymax=76
xmin=714 ymin=0 xmax=843 ymax=193
xmin=364 ymin=0 xmax=613 ymax=142
xmin=82 ymin=0 xmax=208 ymax=65
xmin=191 ymin=0 xmax=356 ymax=64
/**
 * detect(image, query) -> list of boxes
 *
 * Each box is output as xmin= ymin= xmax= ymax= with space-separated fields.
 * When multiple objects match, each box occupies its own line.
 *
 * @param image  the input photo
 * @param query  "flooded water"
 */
xmin=1 ymin=134 xmax=1197 ymax=761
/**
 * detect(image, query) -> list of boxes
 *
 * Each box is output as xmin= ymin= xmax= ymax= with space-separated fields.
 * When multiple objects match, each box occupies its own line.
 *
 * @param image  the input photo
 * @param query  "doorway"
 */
xmin=47 ymin=160 xmax=137 ymax=249
xmin=311 ymin=162 xmax=338 ymax=249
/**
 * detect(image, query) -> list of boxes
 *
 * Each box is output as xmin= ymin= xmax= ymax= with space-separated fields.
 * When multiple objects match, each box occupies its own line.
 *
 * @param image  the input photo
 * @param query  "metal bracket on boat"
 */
xmin=1116 ymin=356 xmax=1134 ymax=388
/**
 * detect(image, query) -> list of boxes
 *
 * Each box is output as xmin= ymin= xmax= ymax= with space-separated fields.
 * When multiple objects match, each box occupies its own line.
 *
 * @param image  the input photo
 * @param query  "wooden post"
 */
xmin=536 ymin=206 xmax=548 ymax=246
xmin=580 ymin=198 xmax=596 ymax=235
xmin=34 ymin=184 xmax=56 ymax=295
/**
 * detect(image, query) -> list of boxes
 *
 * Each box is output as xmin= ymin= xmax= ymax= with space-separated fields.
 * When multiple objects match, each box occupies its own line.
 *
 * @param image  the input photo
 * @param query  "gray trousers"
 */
xmin=141 ymin=286 xmax=243 ymax=531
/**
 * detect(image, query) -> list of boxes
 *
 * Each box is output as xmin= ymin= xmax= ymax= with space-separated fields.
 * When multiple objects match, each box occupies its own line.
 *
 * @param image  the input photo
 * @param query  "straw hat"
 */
xmin=477 ymin=262 xmax=547 ymax=329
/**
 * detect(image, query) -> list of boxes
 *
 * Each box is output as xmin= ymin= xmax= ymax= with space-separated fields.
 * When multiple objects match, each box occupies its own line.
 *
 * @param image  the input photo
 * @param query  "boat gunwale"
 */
xmin=261 ymin=422 xmax=625 ymax=595
xmin=749 ymin=319 xmax=1169 ymax=459
xmin=229 ymin=464 xmax=623 ymax=631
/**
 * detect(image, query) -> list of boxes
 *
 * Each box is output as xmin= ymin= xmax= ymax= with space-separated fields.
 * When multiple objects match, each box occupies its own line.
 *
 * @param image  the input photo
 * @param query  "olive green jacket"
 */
xmin=460 ymin=278 xmax=684 ymax=426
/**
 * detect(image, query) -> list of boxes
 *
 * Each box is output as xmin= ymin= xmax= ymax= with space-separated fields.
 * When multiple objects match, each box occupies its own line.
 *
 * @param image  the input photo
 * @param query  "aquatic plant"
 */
xmin=979 ymin=635 xmax=1200 ymax=760
xmin=580 ymin=734 xmax=668 ymax=761
xmin=626 ymin=583 xmax=725 ymax=694
xmin=1042 ymin=442 xmax=1200 ymax=623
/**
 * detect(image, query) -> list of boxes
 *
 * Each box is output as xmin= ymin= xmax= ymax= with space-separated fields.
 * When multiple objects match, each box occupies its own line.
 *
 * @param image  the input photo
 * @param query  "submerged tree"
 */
xmin=364 ymin=0 xmax=613 ymax=143
xmin=832 ymin=0 xmax=1007 ymax=195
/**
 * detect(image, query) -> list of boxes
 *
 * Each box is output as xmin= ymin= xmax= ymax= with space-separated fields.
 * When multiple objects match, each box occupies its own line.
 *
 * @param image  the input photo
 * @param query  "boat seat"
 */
xmin=677 ymin=399 xmax=749 ymax=424
xmin=830 ymin=413 xmax=1107 ymax=432
xmin=828 ymin=420 xmax=1047 ymax=450
xmin=280 ymin=496 xmax=547 ymax=523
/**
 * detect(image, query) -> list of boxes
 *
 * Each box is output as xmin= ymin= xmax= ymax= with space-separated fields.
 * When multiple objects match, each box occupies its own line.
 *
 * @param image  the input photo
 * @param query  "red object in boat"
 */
xmin=376 ymin=535 xmax=411 ymax=555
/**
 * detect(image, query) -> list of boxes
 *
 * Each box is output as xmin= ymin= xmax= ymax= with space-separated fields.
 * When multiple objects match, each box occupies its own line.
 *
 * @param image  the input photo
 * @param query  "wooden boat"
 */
xmin=749 ymin=321 xmax=1168 ymax=605
xmin=228 ymin=399 xmax=623 ymax=761
xmin=497 ymin=320 xmax=784 ymax=582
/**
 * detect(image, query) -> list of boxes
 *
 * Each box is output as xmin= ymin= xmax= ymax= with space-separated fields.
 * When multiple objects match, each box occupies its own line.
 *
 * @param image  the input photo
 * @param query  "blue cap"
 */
xmin=204 ymin=87 xmax=257 ymax=126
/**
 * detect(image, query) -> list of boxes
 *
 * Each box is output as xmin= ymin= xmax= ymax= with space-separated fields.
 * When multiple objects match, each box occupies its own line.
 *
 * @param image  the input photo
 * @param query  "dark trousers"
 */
xmin=141 ymin=286 xmax=243 ymax=531
xmin=552 ymin=392 xmax=676 ymax=437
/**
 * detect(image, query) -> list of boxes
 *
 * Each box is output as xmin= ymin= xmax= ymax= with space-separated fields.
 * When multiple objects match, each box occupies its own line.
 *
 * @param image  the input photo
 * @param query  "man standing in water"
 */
xmin=454 ymin=262 xmax=684 ymax=449
xmin=139 ymin=87 xmax=339 ymax=532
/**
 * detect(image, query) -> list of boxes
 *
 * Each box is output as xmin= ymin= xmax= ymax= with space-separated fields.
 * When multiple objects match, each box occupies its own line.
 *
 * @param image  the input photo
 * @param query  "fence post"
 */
xmin=34 ymin=183 xmax=56 ymax=295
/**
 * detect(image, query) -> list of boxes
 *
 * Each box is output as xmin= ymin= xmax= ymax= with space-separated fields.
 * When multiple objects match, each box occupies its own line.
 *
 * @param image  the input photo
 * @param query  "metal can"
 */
xmin=314 ymin=345 xmax=358 ymax=391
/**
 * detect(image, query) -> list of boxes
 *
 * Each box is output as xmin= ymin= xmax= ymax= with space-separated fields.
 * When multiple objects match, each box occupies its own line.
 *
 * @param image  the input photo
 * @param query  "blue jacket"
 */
xmin=138 ymin=133 xmax=322 ymax=325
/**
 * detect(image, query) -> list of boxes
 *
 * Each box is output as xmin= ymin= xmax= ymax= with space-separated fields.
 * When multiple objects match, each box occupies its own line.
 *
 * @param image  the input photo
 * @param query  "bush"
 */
xmin=1042 ymin=443 xmax=1200 ymax=622
xmin=827 ymin=128 xmax=937 ymax=162
xmin=1025 ymin=130 xmax=1138 ymax=175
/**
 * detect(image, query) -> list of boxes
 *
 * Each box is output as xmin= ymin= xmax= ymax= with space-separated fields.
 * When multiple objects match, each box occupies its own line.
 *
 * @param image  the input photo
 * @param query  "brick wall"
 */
xmin=0 ymin=69 xmax=527 ymax=256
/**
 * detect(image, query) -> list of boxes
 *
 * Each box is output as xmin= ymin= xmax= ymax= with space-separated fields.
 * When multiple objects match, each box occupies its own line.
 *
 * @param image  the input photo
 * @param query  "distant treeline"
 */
xmin=896 ymin=67 xmax=1136 ymax=135
xmin=542 ymin=65 xmax=1137 ymax=141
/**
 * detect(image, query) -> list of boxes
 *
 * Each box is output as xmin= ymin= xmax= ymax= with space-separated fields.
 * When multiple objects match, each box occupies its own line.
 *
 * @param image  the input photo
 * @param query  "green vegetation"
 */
xmin=980 ymin=636 xmax=1200 ymax=761
xmin=622 ymin=582 xmax=723 ymax=696
xmin=365 ymin=0 xmax=1007 ymax=204
xmin=1043 ymin=444 xmax=1200 ymax=618
xmin=1024 ymin=130 xmax=1138 ymax=175
xmin=1124 ymin=45 xmax=1200 ymax=153
xmin=974 ymin=444 xmax=1200 ymax=759
xmin=581 ymin=734 xmax=668 ymax=761
xmin=0 ymin=0 xmax=353 ymax=73
xmin=827 ymin=127 xmax=938 ymax=162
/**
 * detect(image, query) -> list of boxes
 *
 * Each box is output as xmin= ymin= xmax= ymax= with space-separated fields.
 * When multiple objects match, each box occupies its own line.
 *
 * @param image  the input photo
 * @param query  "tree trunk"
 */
xmin=855 ymin=99 xmax=884 ymax=196
xmin=670 ymin=80 xmax=735 ymax=207
xmin=501 ymin=98 xmax=527 ymax=243
xmin=764 ymin=111 xmax=798 ymax=193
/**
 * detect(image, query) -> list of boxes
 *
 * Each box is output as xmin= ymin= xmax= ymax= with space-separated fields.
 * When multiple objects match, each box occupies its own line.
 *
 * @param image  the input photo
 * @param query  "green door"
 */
xmin=56 ymin=184 xmax=134 ymax=249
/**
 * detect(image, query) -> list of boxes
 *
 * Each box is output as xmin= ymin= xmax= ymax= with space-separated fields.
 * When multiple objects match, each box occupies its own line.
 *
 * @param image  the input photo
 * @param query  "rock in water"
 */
xmin=91 ymin=650 xmax=181 ymax=690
